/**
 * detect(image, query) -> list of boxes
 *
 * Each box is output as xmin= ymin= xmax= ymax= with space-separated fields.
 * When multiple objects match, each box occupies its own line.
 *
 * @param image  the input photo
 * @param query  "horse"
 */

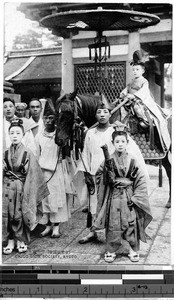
xmin=55 ymin=90 xmax=172 ymax=208
xmin=55 ymin=90 xmax=112 ymax=159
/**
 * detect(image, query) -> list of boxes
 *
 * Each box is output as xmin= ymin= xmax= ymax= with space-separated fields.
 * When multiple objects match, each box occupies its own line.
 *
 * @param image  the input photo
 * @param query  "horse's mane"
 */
xmin=76 ymin=94 xmax=102 ymax=128
xmin=55 ymin=92 xmax=111 ymax=133
xmin=55 ymin=97 xmax=74 ymax=137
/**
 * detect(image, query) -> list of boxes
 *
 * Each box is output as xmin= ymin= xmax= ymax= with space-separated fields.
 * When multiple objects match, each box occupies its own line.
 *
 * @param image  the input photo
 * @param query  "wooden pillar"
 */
xmin=159 ymin=57 xmax=165 ymax=187
xmin=126 ymin=30 xmax=140 ymax=84
xmin=62 ymin=35 xmax=74 ymax=93
xmin=159 ymin=159 xmax=163 ymax=187
xmin=160 ymin=57 xmax=165 ymax=108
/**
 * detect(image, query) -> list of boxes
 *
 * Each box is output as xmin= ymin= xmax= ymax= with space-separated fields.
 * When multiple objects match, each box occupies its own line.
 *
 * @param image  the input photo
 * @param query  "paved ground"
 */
xmin=2 ymin=164 xmax=171 ymax=266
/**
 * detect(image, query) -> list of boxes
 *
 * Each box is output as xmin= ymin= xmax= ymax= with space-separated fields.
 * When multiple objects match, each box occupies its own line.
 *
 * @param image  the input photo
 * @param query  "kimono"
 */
xmin=92 ymin=150 xmax=152 ymax=254
xmin=121 ymin=76 xmax=170 ymax=151
xmin=35 ymin=130 xmax=73 ymax=223
xmin=74 ymin=124 xmax=150 ymax=213
xmin=2 ymin=143 xmax=49 ymax=244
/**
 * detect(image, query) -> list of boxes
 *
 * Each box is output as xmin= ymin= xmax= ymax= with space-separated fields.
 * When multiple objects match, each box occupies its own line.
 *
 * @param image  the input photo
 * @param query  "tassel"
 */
xmin=104 ymin=60 xmax=108 ymax=79
xmin=70 ymin=133 xmax=74 ymax=150
xmin=75 ymin=143 xmax=79 ymax=160
xmin=87 ymin=211 xmax=92 ymax=228
xmin=94 ymin=48 xmax=98 ymax=63
xmin=108 ymin=45 xmax=110 ymax=58
xmin=80 ymin=127 xmax=84 ymax=152
xmin=144 ymin=109 xmax=155 ymax=150
xmin=89 ymin=48 xmax=91 ymax=60
xmin=62 ymin=147 xmax=65 ymax=159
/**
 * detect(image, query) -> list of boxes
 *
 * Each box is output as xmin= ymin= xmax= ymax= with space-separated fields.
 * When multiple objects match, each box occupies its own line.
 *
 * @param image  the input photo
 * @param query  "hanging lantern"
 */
xmin=88 ymin=32 xmax=110 ymax=83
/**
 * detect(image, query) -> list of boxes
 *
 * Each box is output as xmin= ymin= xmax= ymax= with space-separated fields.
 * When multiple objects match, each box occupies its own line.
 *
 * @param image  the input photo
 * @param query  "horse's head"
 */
xmin=55 ymin=90 xmax=77 ymax=147
xmin=55 ymin=90 xmax=117 ymax=158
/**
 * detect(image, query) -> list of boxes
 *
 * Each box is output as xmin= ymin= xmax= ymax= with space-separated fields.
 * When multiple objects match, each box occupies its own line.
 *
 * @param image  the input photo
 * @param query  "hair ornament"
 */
xmin=113 ymin=121 xmax=128 ymax=133
xmin=10 ymin=119 xmax=23 ymax=126
xmin=9 ymin=119 xmax=24 ymax=133
xmin=130 ymin=50 xmax=149 ymax=66
xmin=96 ymin=101 xmax=111 ymax=111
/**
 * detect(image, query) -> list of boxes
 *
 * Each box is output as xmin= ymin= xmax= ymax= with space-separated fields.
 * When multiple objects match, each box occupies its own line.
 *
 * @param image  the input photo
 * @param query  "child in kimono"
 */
xmin=92 ymin=124 xmax=152 ymax=263
xmin=119 ymin=50 xmax=170 ymax=151
xmin=35 ymin=100 xmax=73 ymax=238
xmin=2 ymin=119 xmax=49 ymax=254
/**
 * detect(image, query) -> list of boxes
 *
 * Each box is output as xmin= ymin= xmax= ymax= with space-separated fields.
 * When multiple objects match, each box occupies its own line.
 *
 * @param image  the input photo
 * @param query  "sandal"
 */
xmin=17 ymin=241 xmax=27 ymax=253
xmin=104 ymin=251 xmax=116 ymax=263
xmin=128 ymin=252 xmax=139 ymax=262
xmin=3 ymin=240 xmax=15 ymax=255
xmin=3 ymin=246 xmax=14 ymax=255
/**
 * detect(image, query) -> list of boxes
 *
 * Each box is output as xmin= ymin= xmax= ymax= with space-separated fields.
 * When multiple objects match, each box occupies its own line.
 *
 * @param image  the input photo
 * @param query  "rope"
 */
xmin=78 ymin=149 xmax=95 ymax=195
xmin=46 ymin=146 xmax=61 ymax=183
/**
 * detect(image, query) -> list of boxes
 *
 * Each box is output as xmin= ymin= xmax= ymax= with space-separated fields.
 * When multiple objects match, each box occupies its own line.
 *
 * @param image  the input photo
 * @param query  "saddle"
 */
xmin=124 ymin=99 xmax=155 ymax=150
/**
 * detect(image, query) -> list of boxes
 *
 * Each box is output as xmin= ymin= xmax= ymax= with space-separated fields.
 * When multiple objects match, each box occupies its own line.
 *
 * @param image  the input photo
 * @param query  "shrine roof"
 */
xmin=4 ymin=47 xmax=62 ymax=83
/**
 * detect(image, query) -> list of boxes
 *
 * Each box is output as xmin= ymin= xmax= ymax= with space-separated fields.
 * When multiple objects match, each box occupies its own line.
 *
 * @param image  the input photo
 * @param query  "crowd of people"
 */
xmin=2 ymin=50 xmax=170 ymax=263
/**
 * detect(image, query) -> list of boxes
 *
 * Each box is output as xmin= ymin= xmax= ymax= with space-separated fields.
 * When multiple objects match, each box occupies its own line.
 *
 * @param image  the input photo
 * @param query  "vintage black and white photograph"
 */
xmin=2 ymin=1 xmax=172 ymax=266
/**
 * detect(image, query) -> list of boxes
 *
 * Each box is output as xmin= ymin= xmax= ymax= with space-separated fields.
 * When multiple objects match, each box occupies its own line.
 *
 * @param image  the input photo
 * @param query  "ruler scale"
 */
xmin=1 ymin=284 xmax=174 ymax=297
xmin=0 ymin=266 xmax=174 ymax=298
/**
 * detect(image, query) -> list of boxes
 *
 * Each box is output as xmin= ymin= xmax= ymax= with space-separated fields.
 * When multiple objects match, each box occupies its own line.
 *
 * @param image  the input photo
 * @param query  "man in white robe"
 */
xmin=29 ymin=98 xmax=44 ymax=137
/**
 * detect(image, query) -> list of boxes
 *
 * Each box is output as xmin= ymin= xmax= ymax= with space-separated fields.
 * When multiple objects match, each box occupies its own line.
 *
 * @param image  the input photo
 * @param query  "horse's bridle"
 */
xmin=56 ymin=93 xmax=85 ymax=160
xmin=71 ymin=95 xmax=86 ymax=160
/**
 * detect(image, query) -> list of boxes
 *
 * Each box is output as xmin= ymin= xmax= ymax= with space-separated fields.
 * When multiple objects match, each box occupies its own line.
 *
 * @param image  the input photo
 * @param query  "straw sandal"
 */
xmin=17 ymin=241 xmax=27 ymax=253
xmin=3 ymin=246 xmax=14 ymax=255
xmin=104 ymin=251 xmax=116 ymax=263
xmin=128 ymin=252 xmax=139 ymax=262
xmin=3 ymin=240 xmax=15 ymax=255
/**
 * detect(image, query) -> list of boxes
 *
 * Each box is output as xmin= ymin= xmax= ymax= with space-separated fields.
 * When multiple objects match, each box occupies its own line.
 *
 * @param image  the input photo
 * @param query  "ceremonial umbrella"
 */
xmin=40 ymin=7 xmax=160 ymax=94
xmin=40 ymin=7 xmax=160 ymax=32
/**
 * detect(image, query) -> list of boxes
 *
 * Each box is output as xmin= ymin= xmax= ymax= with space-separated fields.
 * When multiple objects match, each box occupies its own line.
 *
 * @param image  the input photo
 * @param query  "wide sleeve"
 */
xmin=127 ymin=135 xmax=150 ymax=187
xmin=133 ymin=79 xmax=155 ymax=103
xmin=22 ymin=130 xmax=37 ymax=157
xmin=73 ymin=132 xmax=93 ymax=205
xmin=91 ymin=162 xmax=111 ymax=231
xmin=95 ymin=161 xmax=109 ymax=209
xmin=130 ymin=159 xmax=153 ymax=237
xmin=22 ymin=151 xmax=49 ymax=231
xmin=71 ymin=132 xmax=91 ymax=206
xmin=34 ymin=133 xmax=41 ymax=160
xmin=3 ymin=152 xmax=8 ymax=172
